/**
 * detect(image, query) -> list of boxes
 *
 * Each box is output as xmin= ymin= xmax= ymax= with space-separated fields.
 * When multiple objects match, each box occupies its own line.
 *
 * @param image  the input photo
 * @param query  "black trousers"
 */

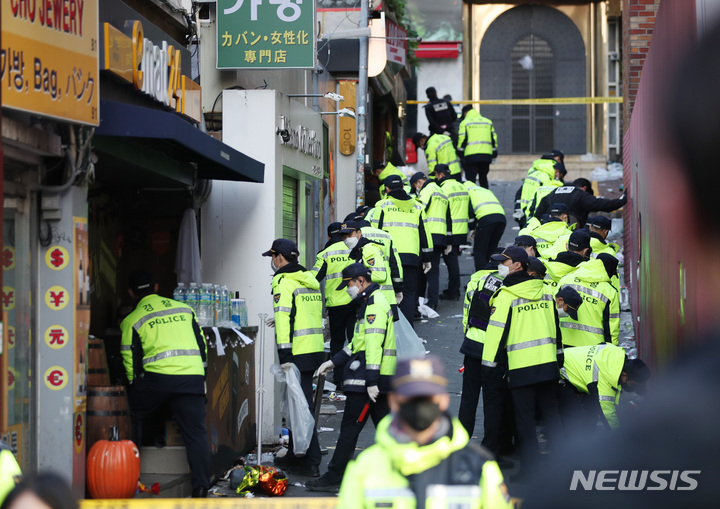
xmin=327 ymin=304 xmax=356 ymax=386
xmin=129 ymin=386 xmax=210 ymax=490
xmin=473 ymin=220 xmax=506 ymax=272
xmin=510 ymin=380 xmax=561 ymax=475
xmin=284 ymin=371 xmax=322 ymax=467
xmin=325 ymin=391 xmax=389 ymax=482
xmin=459 ymin=355 xmax=483 ymax=437
xmin=480 ymin=364 xmax=512 ymax=455
xmin=399 ymin=265 xmax=420 ymax=326
xmin=557 ymin=381 xmax=603 ymax=434
xmin=418 ymin=249 xmax=442 ymax=308
xmin=442 ymin=245 xmax=461 ymax=297
xmin=464 ymin=160 xmax=491 ymax=189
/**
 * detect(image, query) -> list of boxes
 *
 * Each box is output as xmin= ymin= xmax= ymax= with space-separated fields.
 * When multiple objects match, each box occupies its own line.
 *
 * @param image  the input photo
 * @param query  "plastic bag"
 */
xmin=395 ymin=312 xmax=426 ymax=359
xmin=270 ymin=364 xmax=314 ymax=456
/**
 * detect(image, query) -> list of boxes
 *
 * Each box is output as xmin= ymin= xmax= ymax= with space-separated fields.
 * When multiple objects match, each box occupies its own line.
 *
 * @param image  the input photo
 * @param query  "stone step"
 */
xmin=489 ymin=154 xmax=608 ymax=181
xmin=136 ymin=473 xmax=192 ymax=499
xmin=141 ymin=445 xmax=190 ymax=475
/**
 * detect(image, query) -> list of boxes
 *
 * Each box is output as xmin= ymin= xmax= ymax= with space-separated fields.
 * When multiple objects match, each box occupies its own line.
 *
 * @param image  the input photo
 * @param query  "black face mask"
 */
xmin=398 ymin=398 xmax=441 ymax=431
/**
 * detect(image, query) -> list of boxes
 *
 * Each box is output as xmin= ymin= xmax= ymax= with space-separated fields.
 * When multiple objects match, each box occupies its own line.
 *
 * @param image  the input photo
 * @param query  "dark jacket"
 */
xmin=425 ymin=98 xmax=457 ymax=136
xmin=536 ymin=186 xmax=627 ymax=228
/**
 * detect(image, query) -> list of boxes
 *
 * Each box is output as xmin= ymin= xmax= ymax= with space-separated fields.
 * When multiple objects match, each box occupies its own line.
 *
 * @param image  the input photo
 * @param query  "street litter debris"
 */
xmin=318 ymin=427 xmax=335 ymax=433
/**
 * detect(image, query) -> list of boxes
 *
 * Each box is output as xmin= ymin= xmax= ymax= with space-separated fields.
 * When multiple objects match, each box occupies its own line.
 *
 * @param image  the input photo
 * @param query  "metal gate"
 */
xmin=480 ymin=5 xmax=587 ymax=154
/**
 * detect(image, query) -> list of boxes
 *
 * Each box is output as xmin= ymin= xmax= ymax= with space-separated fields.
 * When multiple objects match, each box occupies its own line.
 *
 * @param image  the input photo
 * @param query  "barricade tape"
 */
xmin=81 ymin=496 xmax=523 ymax=509
xmin=407 ymin=97 xmax=622 ymax=105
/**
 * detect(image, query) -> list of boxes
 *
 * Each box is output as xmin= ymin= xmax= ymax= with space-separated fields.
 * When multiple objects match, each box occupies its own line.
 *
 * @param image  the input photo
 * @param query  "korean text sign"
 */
xmin=1 ymin=0 xmax=100 ymax=125
xmin=217 ymin=0 xmax=315 ymax=69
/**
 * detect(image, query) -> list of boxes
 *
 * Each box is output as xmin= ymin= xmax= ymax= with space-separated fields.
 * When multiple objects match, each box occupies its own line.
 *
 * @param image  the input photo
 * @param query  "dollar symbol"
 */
xmin=50 ymin=249 xmax=64 ymax=268
xmin=2 ymin=249 xmax=12 ymax=268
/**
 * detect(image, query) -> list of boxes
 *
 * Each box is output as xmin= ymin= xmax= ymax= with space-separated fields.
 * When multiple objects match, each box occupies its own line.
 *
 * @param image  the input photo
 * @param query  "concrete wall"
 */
xmin=202 ymin=90 xmax=324 ymax=443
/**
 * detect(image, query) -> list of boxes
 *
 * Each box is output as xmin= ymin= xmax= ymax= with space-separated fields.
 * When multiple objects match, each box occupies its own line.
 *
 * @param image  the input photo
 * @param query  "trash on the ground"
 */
xmin=244 ymin=452 xmax=275 ymax=464
xmin=324 ymin=380 xmax=337 ymax=391
xmin=318 ymin=427 xmax=334 ymax=432
xmin=421 ymin=339 xmax=427 ymax=344
xmin=421 ymin=320 xmax=429 ymax=323
xmin=418 ymin=298 xmax=439 ymax=318
xmin=451 ymin=314 xmax=463 ymax=318
xmin=512 ymin=226 xmax=520 ymax=230
xmin=425 ymin=350 xmax=431 ymax=354
xmin=236 ymin=465 xmax=288 ymax=496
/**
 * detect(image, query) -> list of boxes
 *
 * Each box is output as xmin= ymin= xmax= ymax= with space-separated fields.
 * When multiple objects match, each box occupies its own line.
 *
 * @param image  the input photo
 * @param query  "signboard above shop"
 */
xmin=1 ymin=0 xmax=100 ymax=125
xmin=217 ymin=0 xmax=316 ymax=69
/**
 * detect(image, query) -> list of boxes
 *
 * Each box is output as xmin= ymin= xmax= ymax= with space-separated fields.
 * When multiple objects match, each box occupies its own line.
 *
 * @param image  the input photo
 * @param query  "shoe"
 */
xmin=305 ymin=474 xmax=342 ymax=492
xmin=496 ymin=457 xmax=515 ymax=469
xmin=191 ymin=487 xmax=208 ymax=498
xmin=286 ymin=464 xmax=321 ymax=477
xmin=439 ymin=293 xmax=460 ymax=301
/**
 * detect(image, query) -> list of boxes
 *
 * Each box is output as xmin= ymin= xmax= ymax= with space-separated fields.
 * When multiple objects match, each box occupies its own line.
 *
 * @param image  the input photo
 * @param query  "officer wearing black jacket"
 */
xmin=424 ymin=87 xmax=457 ymax=137
xmin=535 ymin=178 xmax=627 ymax=228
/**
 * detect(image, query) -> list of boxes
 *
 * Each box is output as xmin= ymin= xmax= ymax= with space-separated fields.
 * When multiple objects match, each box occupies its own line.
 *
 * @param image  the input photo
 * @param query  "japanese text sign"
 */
xmin=1 ymin=0 xmax=99 ymax=125
xmin=217 ymin=0 xmax=315 ymax=69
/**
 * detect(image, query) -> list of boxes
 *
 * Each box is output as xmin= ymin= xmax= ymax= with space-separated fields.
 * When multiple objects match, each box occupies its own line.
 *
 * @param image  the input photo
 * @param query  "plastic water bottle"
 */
xmin=238 ymin=298 xmax=248 ymax=327
xmin=213 ymin=284 xmax=222 ymax=325
xmin=198 ymin=283 xmax=213 ymax=326
xmin=186 ymin=283 xmax=199 ymax=313
xmin=173 ymin=282 xmax=186 ymax=302
xmin=220 ymin=286 xmax=231 ymax=322
xmin=231 ymin=298 xmax=241 ymax=327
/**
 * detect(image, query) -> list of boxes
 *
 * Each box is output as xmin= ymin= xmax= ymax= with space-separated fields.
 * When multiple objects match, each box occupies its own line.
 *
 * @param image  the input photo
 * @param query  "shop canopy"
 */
xmin=94 ymin=100 xmax=264 ymax=187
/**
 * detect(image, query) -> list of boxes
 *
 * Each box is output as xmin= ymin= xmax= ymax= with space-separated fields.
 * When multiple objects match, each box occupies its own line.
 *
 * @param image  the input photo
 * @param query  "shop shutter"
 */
xmin=282 ymin=175 xmax=298 ymax=244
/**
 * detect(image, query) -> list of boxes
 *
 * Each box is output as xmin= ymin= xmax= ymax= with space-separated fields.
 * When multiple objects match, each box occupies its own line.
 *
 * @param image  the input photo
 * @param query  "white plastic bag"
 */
xmin=270 ymin=363 xmax=314 ymax=456
xmin=395 ymin=312 xmax=426 ymax=359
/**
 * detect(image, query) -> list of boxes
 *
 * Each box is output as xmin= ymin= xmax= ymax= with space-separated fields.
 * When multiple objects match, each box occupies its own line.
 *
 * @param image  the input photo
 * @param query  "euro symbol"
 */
xmin=47 ymin=369 xmax=64 ymax=386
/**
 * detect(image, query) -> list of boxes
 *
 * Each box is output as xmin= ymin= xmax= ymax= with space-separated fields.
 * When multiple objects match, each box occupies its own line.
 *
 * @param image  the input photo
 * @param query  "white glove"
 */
xmin=422 ymin=262 xmax=432 ymax=274
xmin=281 ymin=362 xmax=293 ymax=373
xmin=315 ymin=360 xmax=334 ymax=378
xmin=265 ymin=317 xmax=275 ymax=328
xmin=512 ymin=209 xmax=525 ymax=220
xmin=443 ymin=245 xmax=452 ymax=255
xmin=367 ymin=385 xmax=379 ymax=403
xmin=395 ymin=292 xmax=404 ymax=304
xmin=469 ymin=229 xmax=476 ymax=242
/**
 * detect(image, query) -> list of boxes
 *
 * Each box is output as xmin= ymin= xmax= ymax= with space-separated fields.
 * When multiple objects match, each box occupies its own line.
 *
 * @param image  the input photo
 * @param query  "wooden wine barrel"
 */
xmin=86 ymin=386 xmax=132 ymax=452
xmin=87 ymin=338 xmax=111 ymax=386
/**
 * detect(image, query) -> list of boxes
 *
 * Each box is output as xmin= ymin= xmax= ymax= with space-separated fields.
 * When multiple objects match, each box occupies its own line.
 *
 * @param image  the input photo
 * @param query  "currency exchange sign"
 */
xmin=217 ymin=0 xmax=315 ymax=69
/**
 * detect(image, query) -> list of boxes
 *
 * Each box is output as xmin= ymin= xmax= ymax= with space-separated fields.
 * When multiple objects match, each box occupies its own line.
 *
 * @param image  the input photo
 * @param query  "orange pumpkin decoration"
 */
xmin=87 ymin=426 xmax=141 ymax=499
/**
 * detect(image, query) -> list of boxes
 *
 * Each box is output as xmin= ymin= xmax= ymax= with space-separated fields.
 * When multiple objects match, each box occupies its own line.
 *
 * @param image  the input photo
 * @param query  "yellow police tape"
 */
xmin=81 ymin=497 xmax=523 ymax=509
xmin=407 ymin=97 xmax=622 ymax=105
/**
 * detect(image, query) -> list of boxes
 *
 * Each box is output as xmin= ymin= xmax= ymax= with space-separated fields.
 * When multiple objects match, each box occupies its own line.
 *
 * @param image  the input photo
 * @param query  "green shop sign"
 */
xmin=217 ymin=0 xmax=316 ymax=69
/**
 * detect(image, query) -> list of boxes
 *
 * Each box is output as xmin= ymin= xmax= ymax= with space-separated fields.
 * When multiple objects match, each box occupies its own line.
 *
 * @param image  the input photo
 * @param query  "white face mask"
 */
xmin=270 ymin=258 xmax=279 ymax=273
xmin=346 ymin=285 xmax=360 ymax=299
xmin=497 ymin=263 xmax=510 ymax=278
xmin=344 ymin=236 xmax=359 ymax=249
xmin=557 ymin=307 xmax=570 ymax=319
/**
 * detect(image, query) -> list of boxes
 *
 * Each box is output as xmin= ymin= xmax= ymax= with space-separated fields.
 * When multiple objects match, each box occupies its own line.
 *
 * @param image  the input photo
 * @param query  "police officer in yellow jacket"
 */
xmin=435 ymin=164 xmax=470 ymax=300
xmin=522 ymin=203 xmax=575 ymax=258
xmin=312 ymin=223 xmax=355 ymax=388
xmin=587 ymin=216 xmax=620 ymax=258
xmin=264 ymin=239 xmax=325 ymax=477
xmin=412 ymin=132 xmax=462 ymax=180
xmin=338 ymin=355 xmax=513 ymax=509
xmin=341 ymin=221 xmax=402 ymax=320
xmin=543 ymin=230 xmax=592 ymax=290
xmin=308 ymin=263 xmax=397 ymax=492
xmin=0 ymin=443 xmax=21 ymax=504
xmin=371 ymin=175 xmax=434 ymax=324
xmin=465 ymin=180 xmax=507 ymax=272
xmin=410 ymin=171 xmax=448 ymax=310
xmin=458 ymin=105 xmax=498 ymax=188
xmin=483 ymin=247 xmax=565 ymax=482
xmin=558 ymin=344 xmax=650 ymax=431
xmin=557 ymin=254 xmax=621 ymax=348
xmin=120 ymin=271 xmax=210 ymax=497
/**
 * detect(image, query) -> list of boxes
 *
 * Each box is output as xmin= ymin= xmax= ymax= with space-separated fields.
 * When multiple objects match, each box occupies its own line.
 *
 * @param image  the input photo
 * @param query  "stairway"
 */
xmin=137 ymin=446 xmax=192 ymax=498
xmin=488 ymin=154 xmax=608 ymax=181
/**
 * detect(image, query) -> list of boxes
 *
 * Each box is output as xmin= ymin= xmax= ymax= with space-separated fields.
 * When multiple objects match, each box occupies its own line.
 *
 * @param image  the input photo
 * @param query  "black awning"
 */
xmin=94 ymin=100 xmax=264 ymax=183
